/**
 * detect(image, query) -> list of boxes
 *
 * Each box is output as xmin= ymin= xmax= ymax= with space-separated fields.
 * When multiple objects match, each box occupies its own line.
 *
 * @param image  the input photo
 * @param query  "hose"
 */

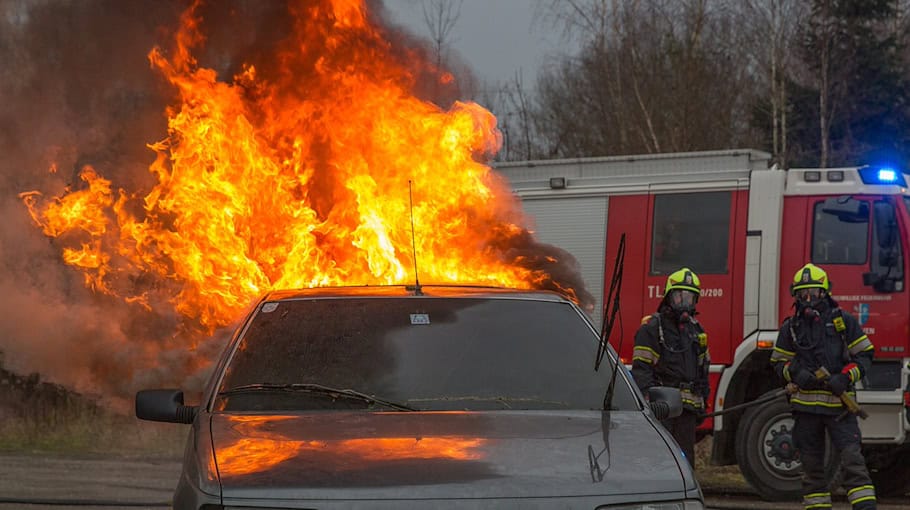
xmin=700 ymin=387 xmax=790 ymax=419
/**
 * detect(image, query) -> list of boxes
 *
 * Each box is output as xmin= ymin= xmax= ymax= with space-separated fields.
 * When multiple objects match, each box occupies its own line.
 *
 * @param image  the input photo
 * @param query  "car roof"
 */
xmin=261 ymin=285 xmax=571 ymax=303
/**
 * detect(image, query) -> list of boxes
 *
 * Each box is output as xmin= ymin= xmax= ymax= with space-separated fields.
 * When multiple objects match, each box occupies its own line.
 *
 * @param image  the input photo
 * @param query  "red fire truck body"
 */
xmin=495 ymin=149 xmax=910 ymax=500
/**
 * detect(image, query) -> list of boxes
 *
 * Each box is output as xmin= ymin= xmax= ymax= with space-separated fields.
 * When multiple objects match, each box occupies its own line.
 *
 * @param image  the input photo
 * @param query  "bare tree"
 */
xmin=533 ymin=0 xmax=757 ymax=158
xmin=814 ymin=0 xmax=836 ymax=167
xmin=737 ymin=0 xmax=808 ymax=168
xmin=421 ymin=0 xmax=463 ymax=103
xmin=502 ymin=71 xmax=536 ymax=160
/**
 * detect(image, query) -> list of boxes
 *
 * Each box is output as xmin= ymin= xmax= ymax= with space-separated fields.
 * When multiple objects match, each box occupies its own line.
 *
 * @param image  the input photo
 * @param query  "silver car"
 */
xmin=136 ymin=285 xmax=704 ymax=509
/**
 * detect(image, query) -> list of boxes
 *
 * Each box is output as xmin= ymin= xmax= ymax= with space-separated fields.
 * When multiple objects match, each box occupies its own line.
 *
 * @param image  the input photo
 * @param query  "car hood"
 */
xmin=208 ymin=410 xmax=692 ymax=504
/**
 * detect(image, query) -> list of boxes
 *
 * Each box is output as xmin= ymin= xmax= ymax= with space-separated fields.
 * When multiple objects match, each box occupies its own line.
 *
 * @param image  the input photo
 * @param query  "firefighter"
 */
xmin=631 ymin=267 xmax=710 ymax=467
xmin=770 ymin=263 xmax=876 ymax=510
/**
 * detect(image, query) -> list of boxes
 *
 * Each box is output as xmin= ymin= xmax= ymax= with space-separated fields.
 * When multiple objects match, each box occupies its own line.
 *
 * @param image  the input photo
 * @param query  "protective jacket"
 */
xmin=770 ymin=300 xmax=874 ymax=415
xmin=631 ymin=311 xmax=710 ymax=412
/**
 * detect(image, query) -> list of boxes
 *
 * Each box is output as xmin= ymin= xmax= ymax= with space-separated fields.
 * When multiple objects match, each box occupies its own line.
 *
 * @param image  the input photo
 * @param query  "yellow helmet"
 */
xmin=790 ymin=263 xmax=830 ymax=295
xmin=665 ymin=267 xmax=701 ymax=295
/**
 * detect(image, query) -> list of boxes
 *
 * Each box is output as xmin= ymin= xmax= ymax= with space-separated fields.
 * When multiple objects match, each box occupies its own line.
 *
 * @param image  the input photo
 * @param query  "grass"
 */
xmin=0 ymin=366 xmax=185 ymax=458
xmin=694 ymin=436 xmax=752 ymax=493
xmin=0 ymin=412 xmax=187 ymax=458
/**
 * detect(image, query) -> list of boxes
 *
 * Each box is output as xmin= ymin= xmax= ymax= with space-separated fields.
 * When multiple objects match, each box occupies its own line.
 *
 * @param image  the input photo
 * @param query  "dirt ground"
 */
xmin=0 ymin=451 xmax=908 ymax=510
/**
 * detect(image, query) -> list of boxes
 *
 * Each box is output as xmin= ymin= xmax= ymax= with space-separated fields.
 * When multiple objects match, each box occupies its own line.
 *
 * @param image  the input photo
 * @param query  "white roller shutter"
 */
xmin=521 ymin=196 xmax=608 ymax=327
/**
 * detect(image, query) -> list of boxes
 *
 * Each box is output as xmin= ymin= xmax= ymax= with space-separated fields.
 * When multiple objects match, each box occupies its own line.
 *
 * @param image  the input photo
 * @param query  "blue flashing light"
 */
xmin=878 ymin=168 xmax=897 ymax=182
xmin=858 ymin=166 xmax=907 ymax=186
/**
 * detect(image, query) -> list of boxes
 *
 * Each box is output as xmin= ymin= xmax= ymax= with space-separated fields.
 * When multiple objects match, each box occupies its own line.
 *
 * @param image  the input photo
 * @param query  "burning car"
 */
xmin=136 ymin=285 xmax=703 ymax=509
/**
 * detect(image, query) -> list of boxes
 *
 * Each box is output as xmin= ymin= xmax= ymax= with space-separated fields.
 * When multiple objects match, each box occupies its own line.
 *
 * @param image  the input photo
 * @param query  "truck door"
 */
xmin=805 ymin=195 xmax=905 ymax=357
xmin=795 ymin=194 xmax=908 ymax=442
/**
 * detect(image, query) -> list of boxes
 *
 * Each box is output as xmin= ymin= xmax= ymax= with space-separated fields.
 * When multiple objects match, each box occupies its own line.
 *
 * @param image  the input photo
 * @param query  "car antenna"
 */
xmin=406 ymin=180 xmax=423 ymax=295
xmin=598 ymin=233 xmax=625 ymax=410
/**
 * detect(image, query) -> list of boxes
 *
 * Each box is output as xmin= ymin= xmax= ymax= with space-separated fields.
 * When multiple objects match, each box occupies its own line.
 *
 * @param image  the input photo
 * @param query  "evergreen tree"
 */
xmin=787 ymin=0 xmax=910 ymax=168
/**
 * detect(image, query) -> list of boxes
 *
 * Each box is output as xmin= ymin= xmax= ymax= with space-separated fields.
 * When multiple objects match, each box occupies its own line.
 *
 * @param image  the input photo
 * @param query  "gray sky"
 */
xmin=382 ymin=0 xmax=567 ymax=89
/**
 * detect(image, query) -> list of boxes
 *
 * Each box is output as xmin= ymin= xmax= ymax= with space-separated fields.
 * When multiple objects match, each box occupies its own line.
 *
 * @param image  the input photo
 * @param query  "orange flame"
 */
xmin=214 ymin=436 xmax=486 ymax=478
xmin=212 ymin=414 xmax=487 ymax=477
xmin=20 ymin=0 xmax=586 ymax=332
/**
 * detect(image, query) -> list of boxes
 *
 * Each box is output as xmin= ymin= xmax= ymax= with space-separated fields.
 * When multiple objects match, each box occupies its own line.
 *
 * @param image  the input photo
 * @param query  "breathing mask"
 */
xmin=666 ymin=289 xmax=698 ymax=322
xmin=794 ymin=287 xmax=826 ymax=317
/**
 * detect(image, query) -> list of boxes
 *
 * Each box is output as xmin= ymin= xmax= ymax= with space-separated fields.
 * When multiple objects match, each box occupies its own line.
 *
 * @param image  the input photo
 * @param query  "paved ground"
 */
xmin=703 ymin=492 xmax=910 ymax=509
xmin=0 ymin=453 xmax=908 ymax=509
xmin=0 ymin=453 xmax=177 ymax=510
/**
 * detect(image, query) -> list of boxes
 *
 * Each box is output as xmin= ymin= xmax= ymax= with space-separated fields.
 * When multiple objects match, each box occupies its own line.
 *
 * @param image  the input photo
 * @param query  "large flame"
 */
xmin=20 ymin=0 xmax=587 ymax=333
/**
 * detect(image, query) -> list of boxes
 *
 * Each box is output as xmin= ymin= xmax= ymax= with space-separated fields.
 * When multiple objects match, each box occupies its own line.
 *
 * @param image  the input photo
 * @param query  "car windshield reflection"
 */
xmin=214 ymin=297 xmax=635 ymax=412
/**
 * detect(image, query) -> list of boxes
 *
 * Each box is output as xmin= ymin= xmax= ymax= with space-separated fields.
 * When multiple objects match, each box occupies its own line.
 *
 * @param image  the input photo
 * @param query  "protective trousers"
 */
xmin=792 ymin=412 xmax=876 ymax=509
xmin=661 ymin=409 xmax=696 ymax=467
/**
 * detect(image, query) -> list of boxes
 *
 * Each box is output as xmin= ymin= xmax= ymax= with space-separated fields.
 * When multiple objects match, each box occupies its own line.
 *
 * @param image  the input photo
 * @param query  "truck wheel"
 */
xmin=734 ymin=392 xmax=838 ymax=501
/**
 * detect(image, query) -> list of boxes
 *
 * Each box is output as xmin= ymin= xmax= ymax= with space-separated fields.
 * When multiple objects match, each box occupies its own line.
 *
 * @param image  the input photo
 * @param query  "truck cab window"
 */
xmin=651 ymin=191 xmax=731 ymax=275
xmin=811 ymin=199 xmax=869 ymax=265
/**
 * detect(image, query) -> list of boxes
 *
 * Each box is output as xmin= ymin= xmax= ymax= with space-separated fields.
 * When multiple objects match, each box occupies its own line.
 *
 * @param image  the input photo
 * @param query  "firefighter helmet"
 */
xmin=665 ymin=267 xmax=701 ymax=295
xmin=790 ymin=263 xmax=830 ymax=295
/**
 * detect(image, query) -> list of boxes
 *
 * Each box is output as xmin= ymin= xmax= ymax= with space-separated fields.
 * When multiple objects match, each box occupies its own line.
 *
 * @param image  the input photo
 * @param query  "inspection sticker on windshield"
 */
xmin=261 ymin=302 xmax=279 ymax=313
xmin=410 ymin=313 xmax=430 ymax=325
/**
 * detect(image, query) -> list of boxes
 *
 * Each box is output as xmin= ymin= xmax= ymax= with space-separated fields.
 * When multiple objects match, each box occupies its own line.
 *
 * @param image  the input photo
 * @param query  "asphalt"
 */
xmin=0 ymin=453 xmax=176 ymax=510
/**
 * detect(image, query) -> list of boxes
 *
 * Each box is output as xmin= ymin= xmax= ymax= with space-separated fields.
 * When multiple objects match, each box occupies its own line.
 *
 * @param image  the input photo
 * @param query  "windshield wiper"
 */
xmin=217 ymin=383 xmax=416 ymax=412
xmin=407 ymin=396 xmax=571 ymax=409
xmin=600 ymin=233 xmax=626 ymax=411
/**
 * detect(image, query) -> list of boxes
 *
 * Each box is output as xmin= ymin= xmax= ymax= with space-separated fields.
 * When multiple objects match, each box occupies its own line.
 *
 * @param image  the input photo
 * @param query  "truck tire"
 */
xmin=734 ymin=392 xmax=838 ymax=501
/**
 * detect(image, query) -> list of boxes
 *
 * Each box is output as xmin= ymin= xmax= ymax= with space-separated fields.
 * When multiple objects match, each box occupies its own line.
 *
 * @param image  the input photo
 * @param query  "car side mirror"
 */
xmin=136 ymin=389 xmax=198 ymax=424
xmin=648 ymin=386 xmax=683 ymax=420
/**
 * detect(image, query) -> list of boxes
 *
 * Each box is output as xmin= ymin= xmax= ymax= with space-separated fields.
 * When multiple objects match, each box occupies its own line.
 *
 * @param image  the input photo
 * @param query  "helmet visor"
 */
xmin=667 ymin=289 xmax=698 ymax=308
xmin=795 ymin=287 xmax=824 ymax=302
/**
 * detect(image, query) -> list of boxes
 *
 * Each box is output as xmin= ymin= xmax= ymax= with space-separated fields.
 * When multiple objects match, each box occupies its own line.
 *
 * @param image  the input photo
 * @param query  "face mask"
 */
xmin=794 ymin=287 xmax=825 ymax=316
xmin=666 ymin=289 xmax=697 ymax=322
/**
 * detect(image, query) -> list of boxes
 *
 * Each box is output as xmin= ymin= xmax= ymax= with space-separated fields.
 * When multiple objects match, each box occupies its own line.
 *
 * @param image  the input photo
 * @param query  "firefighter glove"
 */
xmin=793 ymin=368 xmax=817 ymax=389
xmin=828 ymin=373 xmax=849 ymax=396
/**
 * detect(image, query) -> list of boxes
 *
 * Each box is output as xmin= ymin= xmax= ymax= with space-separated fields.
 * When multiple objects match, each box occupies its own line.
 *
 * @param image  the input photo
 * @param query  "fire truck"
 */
xmin=494 ymin=149 xmax=910 ymax=500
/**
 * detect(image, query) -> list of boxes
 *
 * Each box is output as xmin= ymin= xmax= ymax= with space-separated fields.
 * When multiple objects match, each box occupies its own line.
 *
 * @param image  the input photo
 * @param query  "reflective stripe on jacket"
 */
xmin=631 ymin=312 xmax=710 ymax=412
xmin=770 ymin=305 xmax=874 ymax=415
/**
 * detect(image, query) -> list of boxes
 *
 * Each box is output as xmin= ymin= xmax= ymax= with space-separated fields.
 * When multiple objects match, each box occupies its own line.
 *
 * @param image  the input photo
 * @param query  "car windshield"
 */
xmin=214 ymin=296 xmax=637 ymax=412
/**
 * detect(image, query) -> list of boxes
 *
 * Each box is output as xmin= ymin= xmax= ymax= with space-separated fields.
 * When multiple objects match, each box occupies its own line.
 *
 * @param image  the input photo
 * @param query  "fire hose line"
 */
xmin=699 ymin=387 xmax=791 ymax=419
xmin=701 ymin=383 xmax=867 ymax=421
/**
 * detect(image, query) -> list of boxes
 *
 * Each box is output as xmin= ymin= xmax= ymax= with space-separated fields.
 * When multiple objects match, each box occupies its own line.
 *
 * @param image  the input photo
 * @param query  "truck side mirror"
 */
xmin=821 ymin=196 xmax=868 ymax=223
xmin=864 ymin=271 xmax=897 ymax=292
xmin=879 ymin=249 xmax=898 ymax=267
xmin=864 ymin=199 xmax=903 ymax=293
xmin=873 ymin=201 xmax=898 ymax=249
